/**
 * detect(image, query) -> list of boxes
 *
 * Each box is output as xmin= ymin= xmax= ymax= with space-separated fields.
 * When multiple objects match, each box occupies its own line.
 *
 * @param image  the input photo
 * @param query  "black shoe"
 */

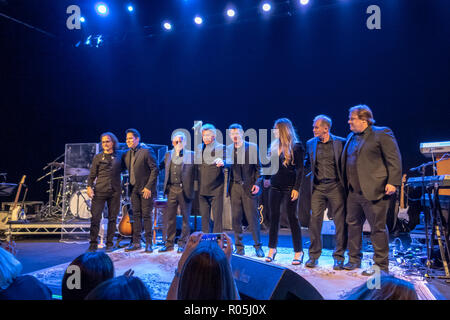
xmin=105 ymin=245 xmax=116 ymax=253
xmin=255 ymin=247 xmax=265 ymax=258
xmin=265 ymin=249 xmax=277 ymax=262
xmin=177 ymin=247 xmax=184 ymax=254
xmin=305 ymin=258 xmax=318 ymax=268
xmin=125 ymin=244 xmax=141 ymax=252
xmin=333 ymin=260 xmax=344 ymax=270
xmin=343 ymin=262 xmax=361 ymax=271
xmin=292 ymin=252 xmax=304 ymax=265
xmin=159 ymin=245 xmax=174 ymax=253
xmin=144 ymin=244 xmax=153 ymax=253
xmin=87 ymin=244 xmax=97 ymax=252
xmin=233 ymin=248 xmax=245 ymax=256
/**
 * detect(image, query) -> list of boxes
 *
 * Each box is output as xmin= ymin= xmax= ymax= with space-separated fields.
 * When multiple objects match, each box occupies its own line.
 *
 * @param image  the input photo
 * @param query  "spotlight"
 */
xmin=194 ymin=16 xmax=203 ymax=25
xmin=85 ymin=35 xmax=92 ymax=45
xmin=300 ymin=0 xmax=309 ymax=5
xmin=96 ymin=35 xmax=103 ymax=48
xmin=226 ymin=9 xmax=236 ymax=18
xmin=127 ymin=5 xmax=134 ymax=12
xmin=262 ymin=2 xmax=271 ymax=12
xmin=80 ymin=17 xmax=85 ymax=23
xmin=95 ymin=2 xmax=109 ymax=16
xmin=163 ymin=21 xmax=172 ymax=30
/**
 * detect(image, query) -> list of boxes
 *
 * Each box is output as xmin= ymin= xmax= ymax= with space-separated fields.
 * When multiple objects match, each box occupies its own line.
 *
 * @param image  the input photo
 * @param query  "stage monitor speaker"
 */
xmin=231 ymin=255 xmax=324 ymax=300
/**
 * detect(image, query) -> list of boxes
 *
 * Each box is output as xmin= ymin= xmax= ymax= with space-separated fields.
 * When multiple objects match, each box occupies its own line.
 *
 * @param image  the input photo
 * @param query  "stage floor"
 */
xmin=15 ymin=230 xmax=448 ymax=300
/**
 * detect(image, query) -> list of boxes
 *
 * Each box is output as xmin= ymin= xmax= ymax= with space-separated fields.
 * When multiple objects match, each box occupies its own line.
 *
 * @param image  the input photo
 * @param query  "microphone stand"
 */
xmin=43 ymin=153 xmax=64 ymax=171
xmin=420 ymin=165 xmax=432 ymax=278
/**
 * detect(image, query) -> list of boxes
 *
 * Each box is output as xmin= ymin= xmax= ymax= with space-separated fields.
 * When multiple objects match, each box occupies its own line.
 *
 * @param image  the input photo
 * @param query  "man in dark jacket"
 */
xmin=304 ymin=115 xmax=347 ymax=270
xmin=341 ymin=105 xmax=402 ymax=275
xmin=122 ymin=128 xmax=159 ymax=253
xmin=226 ymin=124 xmax=264 ymax=257
xmin=159 ymin=131 xmax=195 ymax=253
xmin=195 ymin=123 xmax=226 ymax=233
xmin=86 ymin=132 xmax=122 ymax=252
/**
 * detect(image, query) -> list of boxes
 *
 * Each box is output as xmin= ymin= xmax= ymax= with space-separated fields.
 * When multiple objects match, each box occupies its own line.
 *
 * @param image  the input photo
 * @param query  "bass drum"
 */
xmin=69 ymin=189 xmax=92 ymax=219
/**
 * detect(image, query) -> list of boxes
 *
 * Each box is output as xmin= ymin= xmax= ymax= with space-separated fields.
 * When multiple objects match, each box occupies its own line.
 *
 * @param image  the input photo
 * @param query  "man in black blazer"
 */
xmin=195 ymin=123 xmax=226 ymax=233
xmin=226 ymin=124 xmax=264 ymax=257
xmin=341 ymin=105 xmax=402 ymax=275
xmin=86 ymin=132 xmax=122 ymax=253
xmin=159 ymin=131 xmax=195 ymax=254
xmin=122 ymin=128 xmax=159 ymax=253
xmin=304 ymin=115 xmax=347 ymax=270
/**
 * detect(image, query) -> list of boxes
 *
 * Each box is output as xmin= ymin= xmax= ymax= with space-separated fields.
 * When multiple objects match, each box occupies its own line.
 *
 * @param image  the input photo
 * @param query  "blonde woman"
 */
xmin=0 ymin=247 xmax=51 ymax=299
xmin=264 ymin=118 xmax=305 ymax=265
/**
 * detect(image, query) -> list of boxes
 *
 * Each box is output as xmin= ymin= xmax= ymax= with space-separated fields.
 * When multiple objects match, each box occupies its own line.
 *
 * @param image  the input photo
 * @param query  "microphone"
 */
xmin=409 ymin=161 xmax=434 ymax=172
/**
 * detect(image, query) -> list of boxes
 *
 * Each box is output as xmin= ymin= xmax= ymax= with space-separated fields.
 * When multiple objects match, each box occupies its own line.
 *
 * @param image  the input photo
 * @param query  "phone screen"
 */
xmin=201 ymin=233 xmax=222 ymax=242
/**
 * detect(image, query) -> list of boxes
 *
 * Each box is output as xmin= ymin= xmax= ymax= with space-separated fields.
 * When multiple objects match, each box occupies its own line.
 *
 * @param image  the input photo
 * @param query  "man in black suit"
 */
xmin=122 ymin=128 xmax=159 ymax=253
xmin=341 ymin=105 xmax=402 ymax=275
xmin=159 ymin=131 xmax=195 ymax=254
xmin=226 ymin=124 xmax=264 ymax=257
xmin=304 ymin=115 xmax=347 ymax=269
xmin=86 ymin=132 xmax=122 ymax=253
xmin=196 ymin=123 xmax=226 ymax=233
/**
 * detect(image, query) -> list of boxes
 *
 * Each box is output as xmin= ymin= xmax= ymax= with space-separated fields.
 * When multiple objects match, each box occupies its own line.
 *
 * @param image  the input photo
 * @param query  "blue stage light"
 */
xmin=300 ymin=0 xmax=309 ymax=5
xmin=127 ymin=5 xmax=134 ymax=12
xmin=262 ymin=3 xmax=271 ymax=12
xmin=163 ymin=22 xmax=172 ymax=30
xmin=80 ymin=17 xmax=85 ymax=23
xmin=227 ymin=9 xmax=236 ymax=17
xmin=194 ymin=16 xmax=203 ymax=25
xmin=95 ymin=3 xmax=109 ymax=16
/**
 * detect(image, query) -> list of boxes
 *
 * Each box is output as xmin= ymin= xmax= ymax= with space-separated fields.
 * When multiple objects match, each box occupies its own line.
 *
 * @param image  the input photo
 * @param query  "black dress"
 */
xmin=267 ymin=142 xmax=305 ymax=252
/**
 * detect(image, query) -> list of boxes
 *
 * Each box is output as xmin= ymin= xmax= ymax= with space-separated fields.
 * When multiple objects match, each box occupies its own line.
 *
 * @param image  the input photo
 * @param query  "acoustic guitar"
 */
xmin=118 ymin=203 xmax=133 ymax=237
xmin=118 ymin=176 xmax=133 ymax=237
xmin=10 ymin=175 xmax=26 ymax=221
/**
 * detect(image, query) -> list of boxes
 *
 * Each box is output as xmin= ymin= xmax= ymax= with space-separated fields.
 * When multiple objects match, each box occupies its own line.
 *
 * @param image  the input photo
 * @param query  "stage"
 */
xmin=21 ymin=230 xmax=446 ymax=300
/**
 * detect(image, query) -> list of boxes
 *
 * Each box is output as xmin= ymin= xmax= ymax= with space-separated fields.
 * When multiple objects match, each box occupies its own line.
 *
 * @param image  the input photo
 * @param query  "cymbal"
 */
xmin=47 ymin=162 xmax=65 ymax=168
xmin=66 ymin=168 xmax=90 ymax=176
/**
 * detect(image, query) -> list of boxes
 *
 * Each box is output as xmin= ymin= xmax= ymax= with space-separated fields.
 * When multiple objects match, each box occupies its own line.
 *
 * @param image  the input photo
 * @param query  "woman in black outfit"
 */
xmin=264 ymin=118 xmax=305 ymax=265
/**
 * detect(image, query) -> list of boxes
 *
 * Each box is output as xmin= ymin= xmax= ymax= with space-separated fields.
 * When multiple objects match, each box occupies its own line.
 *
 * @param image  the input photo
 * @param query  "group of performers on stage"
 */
xmin=86 ymin=104 xmax=402 ymax=276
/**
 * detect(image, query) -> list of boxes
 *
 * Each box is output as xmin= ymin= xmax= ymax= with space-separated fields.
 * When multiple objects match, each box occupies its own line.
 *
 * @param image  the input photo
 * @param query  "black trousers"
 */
xmin=268 ymin=187 xmax=303 ymax=252
xmin=130 ymin=185 xmax=154 ymax=245
xmin=90 ymin=191 xmax=121 ymax=246
xmin=199 ymin=188 xmax=224 ymax=233
xmin=165 ymin=185 xmax=192 ymax=248
xmin=308 ymin=182 xmax=347 ymax=261
xmin=346 ymin=190 xmax=390 ymax=271
xmin=230 ymin=183 xmax=262 ymax=250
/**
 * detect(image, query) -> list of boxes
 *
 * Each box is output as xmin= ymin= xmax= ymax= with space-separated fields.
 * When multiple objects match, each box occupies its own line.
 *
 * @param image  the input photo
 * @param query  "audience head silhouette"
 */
xmin=177 ymin=240 xmax=238 ymax=300
xmin=85 ymin=275 xmax=151 ymax=300
xmin=62 ymin=251 xmax=114 ymax=300
xmin=345 ymin=274 xmax=418 ymax=300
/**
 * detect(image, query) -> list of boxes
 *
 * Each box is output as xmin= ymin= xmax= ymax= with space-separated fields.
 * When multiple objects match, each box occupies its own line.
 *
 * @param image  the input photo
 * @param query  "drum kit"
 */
xmin=37 ymin=158 xmax=131 ymax=222
xmin=37 ymin=157 xmax=94 ymax=220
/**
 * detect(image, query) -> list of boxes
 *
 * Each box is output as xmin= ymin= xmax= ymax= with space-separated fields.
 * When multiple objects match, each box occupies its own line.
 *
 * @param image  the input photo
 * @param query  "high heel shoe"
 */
xmin=292 ymin=251 xmax=304 ymax=265
xmin=265 ymin=249 xmax=277 ymax=263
